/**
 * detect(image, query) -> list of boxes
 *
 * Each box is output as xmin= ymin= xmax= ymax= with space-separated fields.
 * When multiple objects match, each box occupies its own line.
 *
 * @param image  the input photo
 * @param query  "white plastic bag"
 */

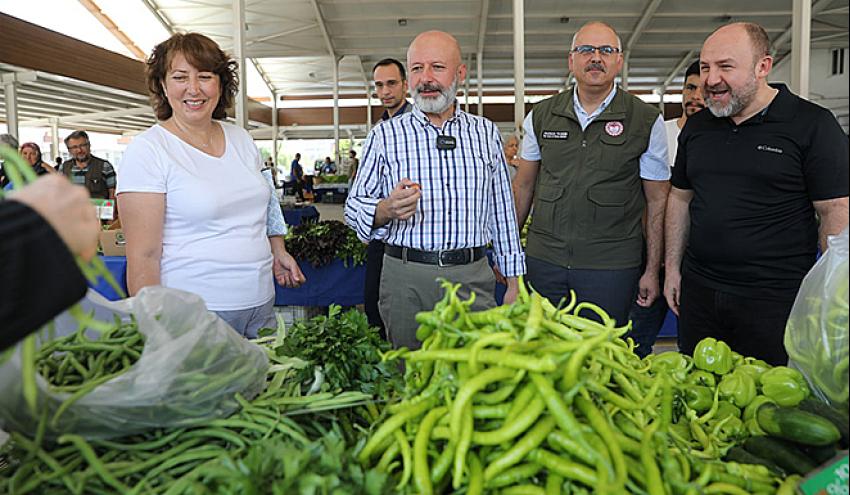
xmin=0 ymin=287 xmax=268 ymax=439
xmin=784 ymin=228 xmax=849 ymax=408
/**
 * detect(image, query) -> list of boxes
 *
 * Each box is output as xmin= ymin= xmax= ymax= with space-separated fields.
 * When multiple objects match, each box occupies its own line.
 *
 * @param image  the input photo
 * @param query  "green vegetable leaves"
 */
xmin=285 ymin=220 xmax=367 ymax=268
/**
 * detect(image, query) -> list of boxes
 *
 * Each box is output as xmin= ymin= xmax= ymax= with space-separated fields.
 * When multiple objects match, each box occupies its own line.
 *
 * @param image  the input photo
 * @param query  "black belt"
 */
xmin=385 ymin=245 xmax=486 ymax=266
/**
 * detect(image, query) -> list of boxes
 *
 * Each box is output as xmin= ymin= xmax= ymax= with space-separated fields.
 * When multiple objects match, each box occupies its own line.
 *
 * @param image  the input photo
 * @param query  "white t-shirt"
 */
xmin=116 ymin=122 xmax=274 ymax=311
xmin=664 ymin=118 xmax=682 ymax=168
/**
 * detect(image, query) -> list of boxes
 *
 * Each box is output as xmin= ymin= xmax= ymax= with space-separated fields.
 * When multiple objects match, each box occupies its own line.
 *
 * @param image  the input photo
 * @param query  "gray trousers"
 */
xmin=379 ymin=255 xmax=496 ymax=350
xmin=214 ymin=297 xmax=276 ymax=339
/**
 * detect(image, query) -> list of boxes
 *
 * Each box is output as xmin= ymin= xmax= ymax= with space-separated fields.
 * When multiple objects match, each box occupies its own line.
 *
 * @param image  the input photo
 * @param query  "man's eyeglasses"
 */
xmin=68 ymin=142 xmax=90 ymax=151
xmin=571 ymin=45 xmax=621 ymax=56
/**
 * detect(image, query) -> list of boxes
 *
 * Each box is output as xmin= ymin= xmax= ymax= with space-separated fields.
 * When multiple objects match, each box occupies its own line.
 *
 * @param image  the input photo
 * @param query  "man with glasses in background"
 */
xmin=62 ymin=130 xmax=116 ymax=200
xmin=513 ymin=21 xmax=670 ymax=333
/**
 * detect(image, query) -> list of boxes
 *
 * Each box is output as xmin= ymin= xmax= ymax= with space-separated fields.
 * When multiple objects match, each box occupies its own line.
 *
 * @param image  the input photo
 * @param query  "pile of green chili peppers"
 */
xmin=362 ymin=280 xmax=785 ymax=495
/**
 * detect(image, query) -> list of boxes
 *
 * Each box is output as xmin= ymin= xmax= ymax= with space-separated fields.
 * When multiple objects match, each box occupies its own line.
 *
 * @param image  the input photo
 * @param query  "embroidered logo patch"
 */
xmin=604 ymin=121 xmax=624 ymax=137
xmin=542 ymin=130 xmax=570 ymax=140
xmin=756 ymin=144 xmax=783 ymax=154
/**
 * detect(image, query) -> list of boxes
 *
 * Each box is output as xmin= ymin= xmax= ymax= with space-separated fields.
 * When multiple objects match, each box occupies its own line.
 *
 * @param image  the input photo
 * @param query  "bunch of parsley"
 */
xmin=274 ymin=306 xmax=402 ymax=398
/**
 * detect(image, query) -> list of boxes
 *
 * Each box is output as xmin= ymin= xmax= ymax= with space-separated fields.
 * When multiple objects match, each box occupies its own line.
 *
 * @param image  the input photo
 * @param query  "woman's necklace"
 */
xmin=170 ymin=120 xmax=215 ymax=150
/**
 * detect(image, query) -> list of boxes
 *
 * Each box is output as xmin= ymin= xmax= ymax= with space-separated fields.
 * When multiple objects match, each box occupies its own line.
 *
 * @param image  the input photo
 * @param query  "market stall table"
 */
xmin=311 ymin=182 xmax=349 ymax=203
xmin=281 ymin=205 xmax=319 ymax=226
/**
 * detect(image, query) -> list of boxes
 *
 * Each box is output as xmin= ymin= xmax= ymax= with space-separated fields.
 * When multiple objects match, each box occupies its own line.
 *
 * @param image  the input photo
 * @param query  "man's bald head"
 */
xmin=571 ymin=21 xmax=622 ymax=51
xmin=406 ymin=30 xmax=467 ymax=116
xmin=706 ymin=22 xmax=771 ymax=66
xmin=407 ymin=30 xmax=463 ymax=66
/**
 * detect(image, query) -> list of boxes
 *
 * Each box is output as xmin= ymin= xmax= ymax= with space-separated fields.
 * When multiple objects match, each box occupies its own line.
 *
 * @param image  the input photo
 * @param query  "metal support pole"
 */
xmin=232 ymin=0 xmax=248 ymax=129
xmin=333 ymin=56 xmax=341 ymax=164
xmin=366 ymin=84 xmax=372 ymax=131
xmin=464 ymin=54 xmax=471 ymax=113
xmin=477 ymin=52 xmax=484 ymax=116
xmin=271 ymin=91 xmax=279 ymax=166
xmin=50 ymin=118 xmax=60 ymax=163
xmin=791 ymin=0 xmax=811 ymax=98
xmin=4 ymin=81 xmax=19 ymax=140
xmin=622 ymin=57 xmax=629 ymax=91
xmin=512 ymin=0 xmax=525 ymax=135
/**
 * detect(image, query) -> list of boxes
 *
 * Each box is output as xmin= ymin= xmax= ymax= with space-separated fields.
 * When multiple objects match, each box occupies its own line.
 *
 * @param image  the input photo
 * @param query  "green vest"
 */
xmin=527 ymin=87 xmax=660 ymax=270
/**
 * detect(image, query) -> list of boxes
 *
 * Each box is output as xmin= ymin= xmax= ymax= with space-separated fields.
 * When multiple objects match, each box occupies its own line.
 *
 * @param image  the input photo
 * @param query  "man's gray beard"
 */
xmin=413 ymin=78 xmax=458 ymax=114
xmin=705 ymin=76 xmax=758 ymax=118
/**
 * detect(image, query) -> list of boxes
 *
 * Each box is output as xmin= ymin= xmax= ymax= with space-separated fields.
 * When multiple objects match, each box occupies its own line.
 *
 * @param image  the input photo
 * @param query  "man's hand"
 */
xmin=273 ymin=250 xmax=306 ymax=288
xmin=503 ymin=277 xmax=520 ymax=305
xmin=491 ymin=264 xmax=507 ymax=286
xmin=9 ymin=175 xmax=99 ymax=261
xmin=663 ymin=269 xmax=682 ymax=316
xmin=374 ymin=178 xmax=421 ymax=227
xmin=636 ymin=270 xmax=660 ymax=308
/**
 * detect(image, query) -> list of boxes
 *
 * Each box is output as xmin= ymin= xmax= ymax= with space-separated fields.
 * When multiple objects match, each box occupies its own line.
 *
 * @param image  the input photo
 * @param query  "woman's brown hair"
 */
xmin=145 ymin=32 xmax=239 ymax=121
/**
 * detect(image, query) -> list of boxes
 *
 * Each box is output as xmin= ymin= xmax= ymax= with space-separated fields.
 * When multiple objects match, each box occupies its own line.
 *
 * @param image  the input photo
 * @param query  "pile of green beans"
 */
xmin=360 ymin=280 xmax=784 ymax=495
xmin=0 ymin=145 xmax=126 ymax=418
xmin=0 ymin=330 xmax=380 ymax=494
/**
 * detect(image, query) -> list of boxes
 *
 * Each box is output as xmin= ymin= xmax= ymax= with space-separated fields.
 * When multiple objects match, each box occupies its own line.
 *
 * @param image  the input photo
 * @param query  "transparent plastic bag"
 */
xmin=0 ymin=287 xmax=269 ymax=439
xmin=784 ymin=228 xmax=849 ymax=408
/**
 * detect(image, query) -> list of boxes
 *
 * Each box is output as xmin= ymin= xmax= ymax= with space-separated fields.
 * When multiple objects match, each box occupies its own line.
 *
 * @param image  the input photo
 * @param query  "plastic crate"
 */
xmin=273 ymin=305 xmax=324 ymax=328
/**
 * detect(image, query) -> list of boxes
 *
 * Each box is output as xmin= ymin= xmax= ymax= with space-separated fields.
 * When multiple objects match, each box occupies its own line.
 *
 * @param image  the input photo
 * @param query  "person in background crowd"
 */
xmin=1 ymin=174 xmax=99 ymax=351
xmin=117 ymin=32 xmax=305 ymax=339
xmin=627 ymin=60 xmax=704 ymax=358
xmin=21 ymin=142 xmax=56 ymax=176
xmin=346 ymin=31 xmax=525 ymax=351
xmin=0 ymin=133 xmax=20 ymax=188
xmin=62 ymin=130 xmax=116 ymax=200
xmin=54 ymin=157 xmax=63 ymax=170
xmin=502 ymin=133 xmax=520 ymax=182
xmin=290 ymin=152 xmax=305 ymax=201
xmin=363 ymin=57 xmax=414 ymax=340
xmin=320 ymin=156 xmax=337 ymax=175
xmin=347 ymin=149 xmax=359 ymax=181
xmin=513 ymin=21 xmax=670 ymax=327
xmin=665 ymin=22 xmax=849 ymax=365
xmin=263 ymin=156 xmax=278 ymax=187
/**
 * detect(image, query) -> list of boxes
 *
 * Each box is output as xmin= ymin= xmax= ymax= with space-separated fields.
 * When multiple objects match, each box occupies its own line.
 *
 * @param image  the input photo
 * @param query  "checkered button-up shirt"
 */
xmin=345 ymin=104 xmax=525 ymax=277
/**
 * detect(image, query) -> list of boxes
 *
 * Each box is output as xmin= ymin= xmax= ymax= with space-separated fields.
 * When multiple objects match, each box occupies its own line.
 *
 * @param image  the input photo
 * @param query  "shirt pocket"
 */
xmin=587 ymin=185 xmax=630 ymax=238
xmin=531 ymin=184 xmax=564 ymax=236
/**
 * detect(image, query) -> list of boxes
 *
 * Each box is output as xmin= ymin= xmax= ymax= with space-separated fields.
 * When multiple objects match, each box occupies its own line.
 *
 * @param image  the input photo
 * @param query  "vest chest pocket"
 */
xmin=531 ymin=184 xmax=564 ymax=236
xmin=587 ymin=186 xmax=630 ymax=238
xmin=598 ymin=131 xmax=632 ymax=171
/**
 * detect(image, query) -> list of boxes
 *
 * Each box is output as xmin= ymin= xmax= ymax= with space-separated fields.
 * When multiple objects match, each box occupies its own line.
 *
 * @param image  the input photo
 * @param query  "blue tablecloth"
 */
xmin=92 ymin=255 xmax=365 ymax=308
xmin=275 ymin=258 xmax=366 ymax=306
xmin=282 ymin=205 xmax=319 ymax=226
xmin=92 ymin=256 xmax=128 ymax=301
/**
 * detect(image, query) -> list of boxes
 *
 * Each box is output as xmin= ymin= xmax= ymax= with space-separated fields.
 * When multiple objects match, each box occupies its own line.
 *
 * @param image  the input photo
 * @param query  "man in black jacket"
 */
xmin=1 ymin=174 xmax=100 ymax=350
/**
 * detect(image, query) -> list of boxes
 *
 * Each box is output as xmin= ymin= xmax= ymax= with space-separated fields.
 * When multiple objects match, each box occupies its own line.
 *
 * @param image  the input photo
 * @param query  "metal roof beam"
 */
xmin=662 ymin=49 xmax=698 ymax=88
xmin=309 ymin=0 xmax=336 ymax=57
xmin=626 ymin=0 xmax=665 ymax=52
xmin=771 ymin=0 xmax=831 ymax=53
xmin=20 ymin=106 xmax=154 ymax=127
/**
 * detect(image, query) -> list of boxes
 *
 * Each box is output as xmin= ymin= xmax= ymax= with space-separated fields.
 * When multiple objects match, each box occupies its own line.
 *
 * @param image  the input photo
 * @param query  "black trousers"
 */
xmin=678 ymin=274 xmax=793 ymax=366
xmin=364 ymin=240 xmax=386 ymax=339
xmin=526 ymin=256 xmax=640 ymax=327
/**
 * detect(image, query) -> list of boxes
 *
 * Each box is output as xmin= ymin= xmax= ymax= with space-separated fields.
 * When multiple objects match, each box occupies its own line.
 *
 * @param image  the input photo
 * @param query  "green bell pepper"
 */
xmin=715 ymin=400 xmax=742 ymax=421
xmin=718 ymin=371 xmax=757 ymax=408
xmin=736 ymin=361 xmax=771 ymax=385
xmin=686 ymin=370 xmax=717 ymax=388
xmin=693 ymin=337 xmax=734 ymax=375
xmin=650 ymin=351 xmax=691 ymax=382
xmin=759 ymin=366 xmax=810 ymax=407
xmin=710 ymin=415 xmax=744 ymax=443
xmin=684 ymin=385 xmax=714 ymax=413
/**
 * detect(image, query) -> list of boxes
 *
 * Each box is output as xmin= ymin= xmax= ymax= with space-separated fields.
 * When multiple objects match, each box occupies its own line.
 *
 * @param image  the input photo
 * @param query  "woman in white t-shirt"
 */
xmin=117 ymin=33 xmax=305 ymax=338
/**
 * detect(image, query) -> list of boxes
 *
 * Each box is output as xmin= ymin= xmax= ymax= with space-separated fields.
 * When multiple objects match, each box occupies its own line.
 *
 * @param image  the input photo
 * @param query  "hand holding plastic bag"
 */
xmin=0 ymin=287 xmax=268 ymax=439
xmin=784 ymin=228 xmax=849 ymax=408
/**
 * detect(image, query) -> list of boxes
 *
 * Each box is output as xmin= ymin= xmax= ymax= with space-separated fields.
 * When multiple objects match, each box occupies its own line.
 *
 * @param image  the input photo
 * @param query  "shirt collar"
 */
xmin=572 ymin=84 xmax=618 ymax=120
xmin=380 ymin=100 xmax=411 ymax=121
xmin=410 ymin=101 xmax=465 ymax=128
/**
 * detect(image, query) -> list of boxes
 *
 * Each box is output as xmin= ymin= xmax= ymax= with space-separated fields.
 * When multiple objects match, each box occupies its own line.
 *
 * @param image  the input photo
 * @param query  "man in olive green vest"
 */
xmin=513 ymin=21 xmax=671 ymax=327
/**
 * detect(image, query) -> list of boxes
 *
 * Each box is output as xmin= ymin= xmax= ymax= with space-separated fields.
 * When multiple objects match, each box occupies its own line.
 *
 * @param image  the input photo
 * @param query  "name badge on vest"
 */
xmin=436 ymin=135 xmax=457 ymax=150
xmin=542 ymin=130 xmax=569 ymax=140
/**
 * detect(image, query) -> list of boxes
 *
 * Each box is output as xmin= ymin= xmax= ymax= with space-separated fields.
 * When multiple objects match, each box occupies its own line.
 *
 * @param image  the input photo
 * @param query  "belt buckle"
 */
xmin=437 ymin=250 xmax=449 ymax=267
